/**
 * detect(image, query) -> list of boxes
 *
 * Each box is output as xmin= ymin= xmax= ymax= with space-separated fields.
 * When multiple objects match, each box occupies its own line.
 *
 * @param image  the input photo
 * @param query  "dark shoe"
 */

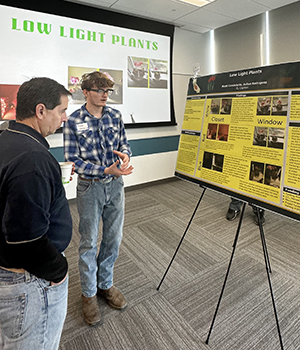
xmin=254 ymin=210 xmax=265 ymax=226
xmin=82 ymin=295 xmax=101 ymax=326
xmin=226 ymin=208 xmax=240 ymax=221
xmin=97 ymin=286 xmax=127 ymax=310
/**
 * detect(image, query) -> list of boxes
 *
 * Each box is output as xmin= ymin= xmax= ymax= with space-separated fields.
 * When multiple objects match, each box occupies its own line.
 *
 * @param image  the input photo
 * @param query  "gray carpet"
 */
xmin=59 ymin=178 xmax=300 ymax=350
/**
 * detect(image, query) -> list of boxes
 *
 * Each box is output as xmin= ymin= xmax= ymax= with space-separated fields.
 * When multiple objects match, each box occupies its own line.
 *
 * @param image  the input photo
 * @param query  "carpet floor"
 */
xmin=59 ymin=178 xmax=300 ymax=350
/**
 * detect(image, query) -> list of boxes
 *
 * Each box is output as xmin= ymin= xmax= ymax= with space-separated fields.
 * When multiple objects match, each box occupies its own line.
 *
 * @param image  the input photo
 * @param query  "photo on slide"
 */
xmin=149 ymin=59 xmax=168 ymax=89
xmin=0 ymin=84 xmax=20 ymax=121
xmin=68 ymin=66 xmax=123 ymax=105
xmin=127 ymin=57 xmax=168 ymax=89
xmin=127 ymin=56 xmax=149 ymax=88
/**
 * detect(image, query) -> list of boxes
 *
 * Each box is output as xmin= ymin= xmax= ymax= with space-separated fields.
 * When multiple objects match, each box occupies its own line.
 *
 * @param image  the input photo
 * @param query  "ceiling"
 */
xmin=64 ymin=0 xmax=299 ymax=34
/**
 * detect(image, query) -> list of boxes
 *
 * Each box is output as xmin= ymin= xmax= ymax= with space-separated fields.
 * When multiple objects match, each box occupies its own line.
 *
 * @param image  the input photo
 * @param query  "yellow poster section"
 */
xmin=182 ymin=97 xmax=205 ymax=131
xmin=176 ymin=132 xmax=200 ymax=176
xmin=283 ymin=125 xmax=300 ymax=211
xmin=282 ymin=189 xmax=300 ymax=213
xmin=290 ymin=94 xmax=300 ymax=122
xmin=176 ymin=97 xmax=205 ymax=176
xmin=285 ymin=126 xmax=300 ymax=187
xmin=192 ymin=95 xmax=287 ymax=204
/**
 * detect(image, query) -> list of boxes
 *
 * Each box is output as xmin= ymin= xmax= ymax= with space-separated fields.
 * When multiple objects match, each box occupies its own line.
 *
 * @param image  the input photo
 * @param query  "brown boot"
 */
xmin=81 ymin=295 xmax=101 ymax=326
xmin=97 ymin=286 xmax=127 ymax=310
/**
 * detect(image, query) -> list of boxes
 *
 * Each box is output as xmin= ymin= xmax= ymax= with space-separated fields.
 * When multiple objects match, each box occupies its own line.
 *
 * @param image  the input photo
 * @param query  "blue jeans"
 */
xmin=0 ymin=268 xmax=68 ymax=350
xmin=229 ymin=197 xmax=243 ymax=211
xmin=77 ymin=176 xmax=124 ymax=297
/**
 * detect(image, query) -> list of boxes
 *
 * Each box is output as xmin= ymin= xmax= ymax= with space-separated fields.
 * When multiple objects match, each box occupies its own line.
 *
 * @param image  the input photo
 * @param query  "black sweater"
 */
xmin=0 ymin=121 xmax=72 ymax=283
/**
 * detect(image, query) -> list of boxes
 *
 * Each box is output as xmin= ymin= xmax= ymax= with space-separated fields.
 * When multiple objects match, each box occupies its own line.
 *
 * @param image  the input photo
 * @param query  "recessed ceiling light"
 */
xmin=174 ymin=0 xmax=215 ymax=8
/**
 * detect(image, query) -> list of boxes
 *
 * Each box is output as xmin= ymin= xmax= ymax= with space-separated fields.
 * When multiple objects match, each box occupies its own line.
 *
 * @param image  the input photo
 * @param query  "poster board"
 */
xmin=175 ymin=61 xmax=300 ymax=221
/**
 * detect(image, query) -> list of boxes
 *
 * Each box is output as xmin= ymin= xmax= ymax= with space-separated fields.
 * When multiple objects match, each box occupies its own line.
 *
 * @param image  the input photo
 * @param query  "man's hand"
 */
xmin=50 ymin=273 xmax=68 ymax=286
xmin=104 ymin=151 xmax=133 ymax=177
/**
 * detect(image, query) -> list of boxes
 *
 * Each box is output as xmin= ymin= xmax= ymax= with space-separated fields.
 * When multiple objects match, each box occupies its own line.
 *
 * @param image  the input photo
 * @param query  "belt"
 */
xmin=0 ymin=266 xmax=26 ymax=274
xmin=79 ymin=176 xmax=113 ymax=184
xmin=79 ymin=176 xmax=101 ymax=182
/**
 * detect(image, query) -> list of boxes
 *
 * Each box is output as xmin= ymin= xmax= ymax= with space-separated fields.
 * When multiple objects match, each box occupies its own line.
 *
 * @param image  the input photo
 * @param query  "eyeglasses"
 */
xmin=89 ymin=88 xmax=114 ymax=96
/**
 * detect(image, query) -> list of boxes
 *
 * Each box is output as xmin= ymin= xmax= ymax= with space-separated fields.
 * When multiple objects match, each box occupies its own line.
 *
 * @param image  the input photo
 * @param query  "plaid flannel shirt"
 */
xmin=63 ymin=104 xmax=131 ymax=179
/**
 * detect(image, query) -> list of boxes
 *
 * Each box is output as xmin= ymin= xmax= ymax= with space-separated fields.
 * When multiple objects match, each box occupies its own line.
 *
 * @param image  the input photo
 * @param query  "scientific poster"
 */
xmin=176 ymin=61 xmax=300 ymax=221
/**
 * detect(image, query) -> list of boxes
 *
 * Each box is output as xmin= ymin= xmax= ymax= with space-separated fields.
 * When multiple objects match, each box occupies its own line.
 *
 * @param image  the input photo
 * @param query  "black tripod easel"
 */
xmin=157 ymin=186 xmax=207 ymax=291
xmin=157 ymin=192 xmax=285 ymax=350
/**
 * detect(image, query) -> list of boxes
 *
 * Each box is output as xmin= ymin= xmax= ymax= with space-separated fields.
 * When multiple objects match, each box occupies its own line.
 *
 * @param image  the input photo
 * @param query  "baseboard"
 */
xmin=124 ymin=176 xmax=178 ymax=192
xmin=67 ymin=176 xmax=179 ymax=204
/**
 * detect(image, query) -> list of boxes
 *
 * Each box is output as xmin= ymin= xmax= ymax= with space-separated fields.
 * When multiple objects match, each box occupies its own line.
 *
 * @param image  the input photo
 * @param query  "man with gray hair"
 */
xmin=0 ymin=77 xmax=73 ymax=350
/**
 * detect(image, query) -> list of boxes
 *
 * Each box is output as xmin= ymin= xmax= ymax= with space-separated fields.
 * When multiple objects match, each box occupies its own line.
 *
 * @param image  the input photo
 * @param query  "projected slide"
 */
xmin=176 ymin=61 xmax=300 ymax=221
xmin=0 ymin=4 xmax=173 ymax=127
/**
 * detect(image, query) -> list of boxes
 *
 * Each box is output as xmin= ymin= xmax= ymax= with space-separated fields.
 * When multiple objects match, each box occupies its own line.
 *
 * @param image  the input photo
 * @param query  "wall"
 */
xmin=213 ymin=14 xmax=264 ymax=73
xmin=269 ymin=2 xmax=300 ymax=65
xmin=200 ymin=1 xmax=300 ymax=75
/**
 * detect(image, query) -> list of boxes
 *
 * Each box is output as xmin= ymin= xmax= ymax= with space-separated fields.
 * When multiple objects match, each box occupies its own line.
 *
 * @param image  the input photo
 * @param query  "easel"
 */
xmin=157 ymin=188 xmax=284 ymax=350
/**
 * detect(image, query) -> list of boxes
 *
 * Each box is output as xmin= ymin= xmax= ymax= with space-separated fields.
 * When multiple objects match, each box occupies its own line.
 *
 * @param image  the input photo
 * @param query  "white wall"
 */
xmin=269 ymin=2 xmax=300 ymax=65
xmin=199 ymin=2 xmax=300 ymax=74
